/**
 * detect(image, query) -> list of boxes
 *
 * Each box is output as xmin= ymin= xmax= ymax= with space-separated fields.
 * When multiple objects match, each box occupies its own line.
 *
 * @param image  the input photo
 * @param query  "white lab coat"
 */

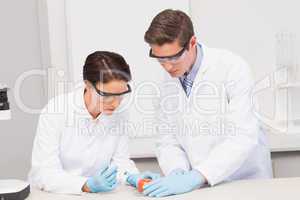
xmin=155 ymin=45 xmax=273 ymax=186
xmin=28 ymin=85 xmax=138 ymax=194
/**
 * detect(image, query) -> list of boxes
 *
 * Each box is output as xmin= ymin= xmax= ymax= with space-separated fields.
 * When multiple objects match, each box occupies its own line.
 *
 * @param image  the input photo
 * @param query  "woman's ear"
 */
xmin=84 ymin=80 xmax=93 ymax=90
xmin=190 ymin=36 xmax=197 ymax=48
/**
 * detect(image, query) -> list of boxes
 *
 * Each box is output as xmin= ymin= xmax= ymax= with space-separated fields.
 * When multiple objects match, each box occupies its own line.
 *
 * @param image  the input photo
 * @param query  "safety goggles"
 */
xmin=92 ymin=83 xmax=132 ymax=102
xmin=149 ymin=42 xmax=188 ymax=63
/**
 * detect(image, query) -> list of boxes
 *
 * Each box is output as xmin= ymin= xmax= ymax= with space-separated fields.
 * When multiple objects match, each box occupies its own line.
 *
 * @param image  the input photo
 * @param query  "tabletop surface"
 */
xmin=27 ymin=177 xmax=300 ymax=200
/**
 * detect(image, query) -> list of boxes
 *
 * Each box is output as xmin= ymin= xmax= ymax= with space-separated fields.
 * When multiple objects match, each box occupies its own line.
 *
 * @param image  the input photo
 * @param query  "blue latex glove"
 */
xmin=126 ymin=171 xmax=161 ymax=187
xmin=86 ymin=165 xmax=118 ymax=193
xmin=169 ymin=168 xmax=186 ymax=175
xmin=143 ymin=169 xmax=206 ymax=197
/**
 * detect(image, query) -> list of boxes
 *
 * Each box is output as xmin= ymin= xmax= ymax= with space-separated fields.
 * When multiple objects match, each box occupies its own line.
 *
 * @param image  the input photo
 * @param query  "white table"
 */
xmin=27 ymin=178 xmax=300 ymax=200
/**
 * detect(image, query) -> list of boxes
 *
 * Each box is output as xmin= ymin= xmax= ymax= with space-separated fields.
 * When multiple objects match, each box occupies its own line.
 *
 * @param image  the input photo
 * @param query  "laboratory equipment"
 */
xmin=137 ymin=179 xmax=151 ymax=193
xmin=0 ymin=84 xmax=30 ymax=200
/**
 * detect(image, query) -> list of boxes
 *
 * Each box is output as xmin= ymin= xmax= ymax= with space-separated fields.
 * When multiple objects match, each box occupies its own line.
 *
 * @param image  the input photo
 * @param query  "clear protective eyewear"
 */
xmin=92 ymin=83 xmax=131 ymax=103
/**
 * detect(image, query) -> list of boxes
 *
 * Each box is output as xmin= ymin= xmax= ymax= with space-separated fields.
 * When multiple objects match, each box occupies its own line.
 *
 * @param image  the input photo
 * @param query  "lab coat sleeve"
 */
xmin=154 ymin=83 xmax=191 ymax=175
xmin=28 ymin=103 xmax=87 ymax=195
xmin=111 ymin=111 xmax=139 ymax=184
xmin=112 ymin=135 xmax=139 ymax=184
xmin=156 ymin=133 xmax=192 ymax=175
xmin=195 ymin=54 xmax=262 ymax=186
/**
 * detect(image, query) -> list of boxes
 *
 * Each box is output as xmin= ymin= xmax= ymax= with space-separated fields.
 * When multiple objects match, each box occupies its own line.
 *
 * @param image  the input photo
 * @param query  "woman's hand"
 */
xmin=83 ymin=165 xmax=118 ymax=193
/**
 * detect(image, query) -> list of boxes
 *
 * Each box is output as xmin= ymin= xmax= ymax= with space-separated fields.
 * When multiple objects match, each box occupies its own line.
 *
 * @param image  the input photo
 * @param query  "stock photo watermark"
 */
xmin=10 ymin=65 xmax=300 ymax=136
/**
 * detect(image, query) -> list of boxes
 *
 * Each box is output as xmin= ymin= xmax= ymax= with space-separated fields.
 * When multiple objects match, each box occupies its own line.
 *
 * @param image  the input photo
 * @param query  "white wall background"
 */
xmin=1 ymin=0 xmax=300 ymax=180
xmin=192 ymin=0 xmax=300 ymax=121
xmin=191 ymin=0 xmax=300 ymax=151
xmin=64 ymin=0 xmax=188 ymax=142
xmin=41 ymin=0 xmax=300 ymax=158
xmin=36 ymin=0 xmax=190 ymax=158
xmin=0 ymin=0 xmax=44 ymax=179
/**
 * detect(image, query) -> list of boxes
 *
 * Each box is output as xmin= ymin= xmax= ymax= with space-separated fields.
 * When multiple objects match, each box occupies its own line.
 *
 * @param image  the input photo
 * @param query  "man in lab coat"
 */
xmin=141 ymin=9 xmax=273 ymax=197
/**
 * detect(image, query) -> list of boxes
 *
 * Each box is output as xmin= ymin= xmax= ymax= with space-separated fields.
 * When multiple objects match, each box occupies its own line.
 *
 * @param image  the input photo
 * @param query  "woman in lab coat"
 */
xmin=28 ymin=51 xmax=159 ymax=194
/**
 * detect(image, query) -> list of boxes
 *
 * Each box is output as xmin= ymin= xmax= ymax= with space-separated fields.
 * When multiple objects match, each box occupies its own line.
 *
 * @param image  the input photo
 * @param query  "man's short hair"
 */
xmin=144 ymin=9 xmax=194 ymax=48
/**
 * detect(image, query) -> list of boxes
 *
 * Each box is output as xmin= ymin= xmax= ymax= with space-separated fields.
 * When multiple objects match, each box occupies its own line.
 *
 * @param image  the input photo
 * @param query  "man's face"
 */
xmin=150 ymin=39 xmax=194 ymax=78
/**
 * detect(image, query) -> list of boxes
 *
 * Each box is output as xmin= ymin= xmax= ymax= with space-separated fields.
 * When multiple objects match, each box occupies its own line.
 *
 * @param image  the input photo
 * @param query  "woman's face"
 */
xmin=86 ymin=80 xmax=129 ymax=115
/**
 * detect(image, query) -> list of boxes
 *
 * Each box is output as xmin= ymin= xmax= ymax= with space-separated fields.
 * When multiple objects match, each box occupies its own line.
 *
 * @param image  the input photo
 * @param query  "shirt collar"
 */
xmin=180 ymin=43 xmax=203 ymax=82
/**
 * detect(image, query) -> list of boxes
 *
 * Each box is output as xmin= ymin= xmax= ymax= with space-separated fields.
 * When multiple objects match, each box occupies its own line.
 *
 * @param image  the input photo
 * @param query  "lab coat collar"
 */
xmin=190 ymin=43 xmax=217 ymax=89
xmin=169 ymin=44 xmax=212 ymax=93
xmin=196 ymin=43 xmax=210 ymax=76
xmin=167 ymin=43 xmax=211 ymax=84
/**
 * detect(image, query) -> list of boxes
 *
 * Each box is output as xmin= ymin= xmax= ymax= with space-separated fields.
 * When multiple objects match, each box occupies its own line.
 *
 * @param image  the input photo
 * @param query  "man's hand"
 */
xmin=143 ymin=170 xmax=206 ymax=197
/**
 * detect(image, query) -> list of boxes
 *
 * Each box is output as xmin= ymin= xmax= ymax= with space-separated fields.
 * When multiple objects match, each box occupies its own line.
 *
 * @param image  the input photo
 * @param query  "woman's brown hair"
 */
xmin=83 ymin=51 xmax=131 ymax=84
